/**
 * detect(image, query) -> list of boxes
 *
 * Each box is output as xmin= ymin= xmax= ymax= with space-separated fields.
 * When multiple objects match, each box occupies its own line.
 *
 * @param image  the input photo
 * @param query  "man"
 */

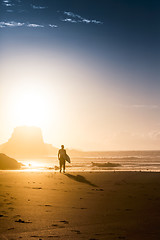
xmin=58 ymin=145 xmax=66 ymax=173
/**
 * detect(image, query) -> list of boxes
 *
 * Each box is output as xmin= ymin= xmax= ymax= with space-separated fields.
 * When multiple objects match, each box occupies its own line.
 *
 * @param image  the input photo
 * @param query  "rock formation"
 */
xmin=0 ymin=153 xmax=22 ymax=169
xmin=1 ymin=126 xmax=55 ymax=158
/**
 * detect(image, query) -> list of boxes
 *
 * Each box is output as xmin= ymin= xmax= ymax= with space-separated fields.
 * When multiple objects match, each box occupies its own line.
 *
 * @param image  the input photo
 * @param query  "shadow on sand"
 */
xmin=65 ymin=173 xmax=98 ymax=187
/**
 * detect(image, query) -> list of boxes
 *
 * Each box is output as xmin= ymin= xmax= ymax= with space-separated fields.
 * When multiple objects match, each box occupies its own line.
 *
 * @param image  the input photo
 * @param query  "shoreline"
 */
xmin=1 ymin=169 xmax=160 ymax=173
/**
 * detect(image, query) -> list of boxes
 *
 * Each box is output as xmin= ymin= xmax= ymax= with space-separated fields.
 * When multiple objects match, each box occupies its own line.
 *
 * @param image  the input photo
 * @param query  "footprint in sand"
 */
xmin=8 ymin=207 xmax=14 ymax=211
xmin=72 ymin=207 xmax=87 ymax=210
xmin=51 ymin=224 xmax=65 ymax=228
xmin=125 ymin=208 xmax=132 ymax=211
xmin=10 ymin=196 xmax=16 ymax=200
xmin=92 ymin=188 xmax=104 ymax=191
xmin=51 ymin=220 xmax=69 ymax=228
xmin=38 ymin=204 xmax=53 ymax=207
xmin=59 ymin=220 xmax=69 ymax=224
xmin=52 ymin=224 xmax=59 ymax=227
xmin=71 ymin=230 xmax=81 ymax=234
xmin=8 ymin=227 xmax=15 ymax=230
xmin=31 ymin=236 xmax=60 ymax=239
xmin=1 ymin=211 xmax=7 ymax=214
xmin=94 ymin=233 xmax=102 ymax=236
xmin=0 ymin=213 xmax=8 ymax=217
xmin=15 ymin=218 xmax=32 ymax=223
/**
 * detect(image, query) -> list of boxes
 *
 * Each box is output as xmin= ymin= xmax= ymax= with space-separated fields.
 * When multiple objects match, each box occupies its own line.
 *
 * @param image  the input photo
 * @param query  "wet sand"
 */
xmin=0 ymin=171 xmax=160 ymax=239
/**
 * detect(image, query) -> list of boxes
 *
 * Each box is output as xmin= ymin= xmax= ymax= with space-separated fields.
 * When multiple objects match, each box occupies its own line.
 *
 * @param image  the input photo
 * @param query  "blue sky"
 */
xmin=1 ymin=0 xmax=159 ymax=83
xmin=0 ymin=0 xmax=160 ymax=150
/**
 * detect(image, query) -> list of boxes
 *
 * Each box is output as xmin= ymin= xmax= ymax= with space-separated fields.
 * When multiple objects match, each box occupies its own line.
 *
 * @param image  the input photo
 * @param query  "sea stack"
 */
xmin=1 ymin=126 xmax=48 ymax=158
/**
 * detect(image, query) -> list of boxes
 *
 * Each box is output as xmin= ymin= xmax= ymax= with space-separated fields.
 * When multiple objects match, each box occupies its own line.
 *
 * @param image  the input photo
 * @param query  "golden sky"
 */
xmin=0 ymin=46 xmax=160 ymax=151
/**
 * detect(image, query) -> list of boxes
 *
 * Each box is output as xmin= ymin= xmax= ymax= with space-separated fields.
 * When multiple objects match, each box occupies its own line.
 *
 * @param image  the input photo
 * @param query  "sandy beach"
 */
xmin=0 ymin=171 xmax=160 ymax=240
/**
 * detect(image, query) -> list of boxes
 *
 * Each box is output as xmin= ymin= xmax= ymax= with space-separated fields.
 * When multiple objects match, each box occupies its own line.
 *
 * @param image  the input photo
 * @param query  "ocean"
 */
xmin=19 ymin=151 xmax=160 ymax=172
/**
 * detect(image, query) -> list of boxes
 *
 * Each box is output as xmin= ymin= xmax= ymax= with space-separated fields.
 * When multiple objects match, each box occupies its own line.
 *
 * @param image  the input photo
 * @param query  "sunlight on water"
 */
xmin=16 ymin=151 xmax=160 ymax=172
xmin=24 ymin=160 xmax=45 ymax=168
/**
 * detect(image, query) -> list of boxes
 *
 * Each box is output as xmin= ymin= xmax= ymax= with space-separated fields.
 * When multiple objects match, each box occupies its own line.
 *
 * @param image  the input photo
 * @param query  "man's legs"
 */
xmin=63 ymin=160 xmax=66 ymax=173
xmin=59 ymin=160 xmax=62 ymax=173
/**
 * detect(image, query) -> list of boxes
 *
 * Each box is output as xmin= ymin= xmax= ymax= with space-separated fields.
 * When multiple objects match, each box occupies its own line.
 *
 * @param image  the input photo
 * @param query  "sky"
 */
xmin=0 ymin=0 xmax=160 ymax=151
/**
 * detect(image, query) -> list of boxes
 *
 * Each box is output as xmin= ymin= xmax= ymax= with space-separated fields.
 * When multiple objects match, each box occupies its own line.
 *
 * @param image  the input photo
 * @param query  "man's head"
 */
xmin=61 ymin=145 xmax=64 ymax=149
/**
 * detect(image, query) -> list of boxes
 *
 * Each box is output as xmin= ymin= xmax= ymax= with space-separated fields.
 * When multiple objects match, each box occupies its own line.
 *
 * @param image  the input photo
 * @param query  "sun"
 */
xmin=12 ymin=86 xmax=50 ymax=127
xmin=16 ymin=92 xmax=45 ymax=126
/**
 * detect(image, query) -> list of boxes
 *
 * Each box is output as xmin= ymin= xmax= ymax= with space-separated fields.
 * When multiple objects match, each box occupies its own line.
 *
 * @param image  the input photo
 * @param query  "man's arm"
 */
xmin=58 ymin=150 xmax=60 ymax=160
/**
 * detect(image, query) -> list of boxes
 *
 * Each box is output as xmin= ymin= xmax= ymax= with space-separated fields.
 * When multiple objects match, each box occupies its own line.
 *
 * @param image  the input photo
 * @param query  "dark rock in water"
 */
xmin=54 ymin=165 xmax=60 ymax=170
xmin=91 ymin=162 xmax=121 ymax=168
xmin=0 ymin=153 xmax=22 ymax=170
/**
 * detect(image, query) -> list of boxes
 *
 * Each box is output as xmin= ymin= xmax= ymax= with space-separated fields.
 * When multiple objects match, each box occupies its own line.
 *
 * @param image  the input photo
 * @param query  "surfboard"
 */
xmin=65 ymin=154 xmax=71 ymax=163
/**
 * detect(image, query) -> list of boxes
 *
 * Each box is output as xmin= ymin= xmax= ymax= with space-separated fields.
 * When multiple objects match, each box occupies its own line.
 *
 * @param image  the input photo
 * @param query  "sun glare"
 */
xmin=11 ymin=87 xmax=50 ymax=127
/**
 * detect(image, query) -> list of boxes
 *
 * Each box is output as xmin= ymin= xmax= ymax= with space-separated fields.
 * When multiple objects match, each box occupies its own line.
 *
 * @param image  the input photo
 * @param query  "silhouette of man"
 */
xmin=58 ymin=145 xmax=66 ymax=173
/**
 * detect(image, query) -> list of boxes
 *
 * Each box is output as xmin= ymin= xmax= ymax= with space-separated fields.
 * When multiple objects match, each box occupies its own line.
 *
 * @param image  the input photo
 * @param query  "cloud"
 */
xmin=91 ymin=20 xmax=103 ymax=24
xmin=62 ymin=11 xmax=103 ymax=24
xmin=5 ymin=3 xmax=12 ymax=6
xmin=0 ymin=21 xmax=58 ymax=29
xmin=62 ymin=18 xmax=77 ymax=23
xmin=0 ymin=21 xmax=44 ymax=28
xmin=49 ymin=24 xmax=58 ymax=28
xmin=0 ymin=21 xmax=24 ymax=27
xmin=27 ymin=23 xmax=44 ymax=28
xmin=2 ymin=0 xmax=14 ymax=7
xmin=131 ymin=105 xmax=159 ymax=109
xmin=2 ymin=1 xmax=47 ymax=12
xmin=107 ymin=130 xmax=160 ymax=150
xmin=64 ymin=11 xmax=83 ymax=19
xmin=120 ymin=104 xmax=160 ymax=110
xmin=149 ymin=131 xmax=160 ymax=140
xmin=31 ymin=4 xmax=47 ymax=10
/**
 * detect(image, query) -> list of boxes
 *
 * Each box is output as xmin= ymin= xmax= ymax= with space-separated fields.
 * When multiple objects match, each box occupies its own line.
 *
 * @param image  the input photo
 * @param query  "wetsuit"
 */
xmin=58 ymin=149 xmax=66 ymax=172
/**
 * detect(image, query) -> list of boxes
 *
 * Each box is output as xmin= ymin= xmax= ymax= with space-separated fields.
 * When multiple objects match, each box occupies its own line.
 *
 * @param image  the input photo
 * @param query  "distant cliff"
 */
xmin=1 ymin=126 xmax=57 ymax=158
xmin=0 ymin=153 xmax=22 ymax=170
